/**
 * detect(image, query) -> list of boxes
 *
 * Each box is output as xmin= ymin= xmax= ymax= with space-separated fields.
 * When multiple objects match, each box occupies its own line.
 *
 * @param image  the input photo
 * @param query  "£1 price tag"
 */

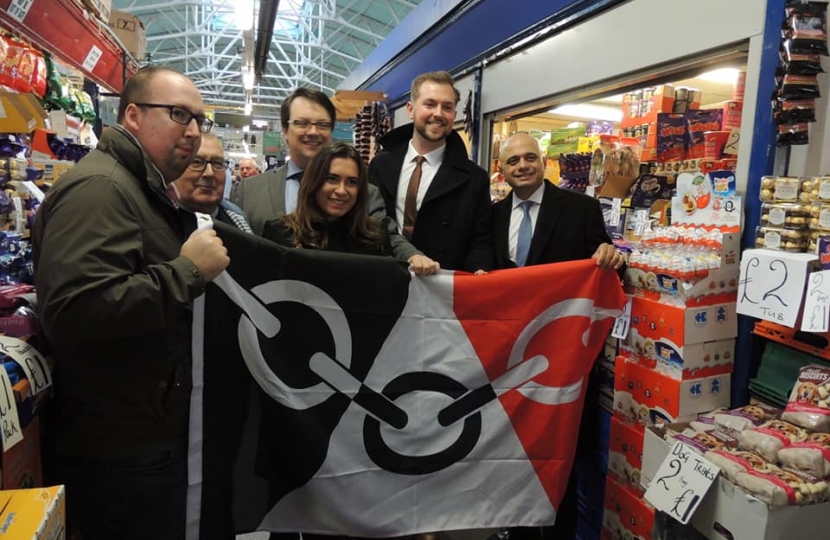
xmin=644 ymin=441 xmax=719 ymax=524
xmin=802 ymin=270 xmax=830 ymax=332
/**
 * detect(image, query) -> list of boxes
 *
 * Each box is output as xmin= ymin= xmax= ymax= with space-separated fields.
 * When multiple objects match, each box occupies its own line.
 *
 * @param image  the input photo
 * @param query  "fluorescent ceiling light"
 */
xmin=244 ymin=101 xmax=252 ymax=115
xmin=697 ymin=68 xmax=741 ymax=84
xmin=242 ymin=68 xmax=255 ymax=90
xmin=235 ymin=0 xmax=254 ymax=31
xmin=548 ymin=104 xmax=623 ymax=122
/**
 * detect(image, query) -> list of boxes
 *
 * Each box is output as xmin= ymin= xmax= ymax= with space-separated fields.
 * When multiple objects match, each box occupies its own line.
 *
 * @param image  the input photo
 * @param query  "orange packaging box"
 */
xmin=613 ymin=355 xmax=731 ymax=426
xmin=602 ymin=476 xmax=655 ymax=540
xmin=620 ymin=331 xmax=735 ymax=380
xmin=0 ymin=485 xmax=65 ymax=539
xmin=608 ymin=417 xmax=645 ymax=489
xmin=628 ymin=295 xmax=737 ymax=346
xmin=2 ymin=415 xmax=43 ymax=489
xmin=621 ymin=85 xmax=675 ymax=129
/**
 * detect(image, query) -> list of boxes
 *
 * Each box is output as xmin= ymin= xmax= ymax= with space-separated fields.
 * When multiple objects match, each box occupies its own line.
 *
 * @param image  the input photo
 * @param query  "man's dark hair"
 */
xmin=117 ymin=67 xmax=182 ymax=123
xmin=280 ymin=88 xmax=336 ymax=130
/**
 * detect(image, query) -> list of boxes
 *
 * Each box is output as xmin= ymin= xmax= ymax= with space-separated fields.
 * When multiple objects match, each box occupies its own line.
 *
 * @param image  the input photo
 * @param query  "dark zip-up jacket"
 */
xmin=33 ymin=125 xmax=205 ymax=460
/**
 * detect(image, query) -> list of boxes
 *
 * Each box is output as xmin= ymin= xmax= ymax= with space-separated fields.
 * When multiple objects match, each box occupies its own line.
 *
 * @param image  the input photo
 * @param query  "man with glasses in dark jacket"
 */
xmin=33 ymin=67 xmax=229 ymax=540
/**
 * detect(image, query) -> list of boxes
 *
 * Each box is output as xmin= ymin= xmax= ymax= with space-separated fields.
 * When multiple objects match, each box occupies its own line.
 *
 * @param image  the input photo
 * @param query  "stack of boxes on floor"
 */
xmin=587 ymin=74 xmax=745 ymax=540
xmin=601 ymin=227 xmax=739 ymax=540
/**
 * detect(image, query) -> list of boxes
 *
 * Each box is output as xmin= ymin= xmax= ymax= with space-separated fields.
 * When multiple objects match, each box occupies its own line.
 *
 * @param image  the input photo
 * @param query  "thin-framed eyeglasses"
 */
xmin=133 ymin=103 xmax=214 ymax=133
xmin=188 ymin=157 xmax=228 ymax=172
xmin=287 ymin=119 xmax=334 ymax=131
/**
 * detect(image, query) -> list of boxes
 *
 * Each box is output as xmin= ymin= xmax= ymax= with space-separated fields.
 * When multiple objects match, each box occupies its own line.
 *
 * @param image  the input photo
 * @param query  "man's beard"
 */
xmin=415 ymin=120 xmax=450 ymax=143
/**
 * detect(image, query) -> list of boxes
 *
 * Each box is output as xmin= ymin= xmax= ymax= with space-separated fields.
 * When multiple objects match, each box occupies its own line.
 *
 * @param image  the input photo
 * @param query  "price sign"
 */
xmin=802 ymin=270 xmax=830 ymax=332
xmin=0 ymin=365 xmax=23 ymax=451
xmin=0 ymin=336 xmax=52 ymax=395
xmin=644 ymin=441 xmax=719 ymax=524
xmin=611 ymin=295 xmax=633 ymax=339
xmin=737 ymin=248 xmax=816 ymax=327
xmin=723 ymin=128 xmax=740 ymax=156
xmin=610 ymin=198 xmax=622 ymax=227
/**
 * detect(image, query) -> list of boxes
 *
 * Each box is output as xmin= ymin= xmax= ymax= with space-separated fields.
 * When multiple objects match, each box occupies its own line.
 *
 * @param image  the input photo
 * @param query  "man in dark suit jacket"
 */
xmin=369 ymin=71 xmax=494 ymax=273
xmin=232 ymin=88 xmax=438 ymax=275
xmin=493 ymin=132 xmax=623 ymax=540
xmin=493 ymin=132 xmax=623 ymax=270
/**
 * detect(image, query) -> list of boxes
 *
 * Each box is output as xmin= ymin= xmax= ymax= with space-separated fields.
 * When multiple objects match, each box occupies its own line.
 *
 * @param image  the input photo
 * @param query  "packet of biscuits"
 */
xmin=739 ymin=419 xmax=809 ymax=463
xmin=714 ymin=402 xmax=782 ymax=431
xmin=735 ymin=465 xmax=829 ymax=508
xmin=778 ymin=431 xmax=830 ymax=478
xmin=705 ymin=449 xmax=773 ymax=482
xmin=671 ymin=428 xmax=740 ymax=456
xmin=781 ymin=364 xmax=830 ymax=432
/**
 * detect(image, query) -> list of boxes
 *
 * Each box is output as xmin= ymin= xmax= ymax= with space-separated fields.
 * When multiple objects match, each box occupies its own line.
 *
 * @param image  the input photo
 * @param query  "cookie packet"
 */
xmin=739 ymin=419 xmax=809 ymax=463
xmin=778 ymin=431 xmax=830 ymax=478
xmin=714 ymin=402 xmax=783 ymax=431
xmin=735 ymin=465 xmax=829 ymax=508
xmin=781 ymin=364 xmax=830 ymax=431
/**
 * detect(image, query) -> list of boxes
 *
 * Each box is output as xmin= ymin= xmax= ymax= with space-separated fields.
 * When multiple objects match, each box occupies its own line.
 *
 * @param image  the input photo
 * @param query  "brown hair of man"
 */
xmin=410 ymin=71 xmax=460 ymax=104
xmin=280 ymin=88 xmax=337 ymax=130
xmin=116 ymin=66 xmax=182 ymax=123
xmin=283 ymin=142 xmax=385 ymax=250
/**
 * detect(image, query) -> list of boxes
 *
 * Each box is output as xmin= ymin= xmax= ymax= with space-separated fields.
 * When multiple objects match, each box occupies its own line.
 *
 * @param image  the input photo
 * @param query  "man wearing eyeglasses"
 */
xmin=33 ymin=67 xmax=229 ymax=540
xmin=232 ymin=87 xmax=439 ymax=275
xmin=173 ymin=133 xmax=252 ymax=233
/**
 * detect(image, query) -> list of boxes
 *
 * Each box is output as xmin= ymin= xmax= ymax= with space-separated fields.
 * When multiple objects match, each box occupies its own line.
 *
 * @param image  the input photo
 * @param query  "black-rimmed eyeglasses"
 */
xmin=188 ymin=157 xmax=228 ymax=172
xmin=134 ymin=103 xmax=214 ymax=133
xmin=287 ymin=119 xmax=334 ymax=131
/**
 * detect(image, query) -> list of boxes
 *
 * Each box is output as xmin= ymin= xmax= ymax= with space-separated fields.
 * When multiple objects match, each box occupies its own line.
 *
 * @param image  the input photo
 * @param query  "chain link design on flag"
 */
xmin=187 ymin=222 xmax=626 ymax=539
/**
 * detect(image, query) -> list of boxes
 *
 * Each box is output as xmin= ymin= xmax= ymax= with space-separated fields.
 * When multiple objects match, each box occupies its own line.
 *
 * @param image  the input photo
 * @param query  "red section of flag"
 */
xmin=454 ymin=260 xmax=626 ymax=509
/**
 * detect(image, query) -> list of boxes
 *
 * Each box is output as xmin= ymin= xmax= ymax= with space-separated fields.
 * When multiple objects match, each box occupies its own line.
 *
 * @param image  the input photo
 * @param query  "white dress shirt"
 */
xmin=509 ymin=184 xmax=545 ymax=264
xmin=395 ymin=142 xmax=446 ymax=228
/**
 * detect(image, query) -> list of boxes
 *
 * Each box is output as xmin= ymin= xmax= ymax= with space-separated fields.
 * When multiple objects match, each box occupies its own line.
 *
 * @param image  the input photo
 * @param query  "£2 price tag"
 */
xmin=737 ymin=248 xmax=816 ymax=328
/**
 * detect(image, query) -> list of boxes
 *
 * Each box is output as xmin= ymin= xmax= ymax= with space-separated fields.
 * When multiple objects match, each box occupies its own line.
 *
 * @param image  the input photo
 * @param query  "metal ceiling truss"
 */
xmin=116 ymin=0 xmax=421 ymax=122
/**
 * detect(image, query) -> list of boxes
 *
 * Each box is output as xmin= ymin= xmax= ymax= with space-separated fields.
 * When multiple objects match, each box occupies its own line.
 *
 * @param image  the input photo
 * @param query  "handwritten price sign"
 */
xmin=802 ymin=270 xmax=830 ymax=332
xmin=644 ymin=441 xmax=719 ymax=524
xmin=737 ymin=249 xmax=817 ymax=328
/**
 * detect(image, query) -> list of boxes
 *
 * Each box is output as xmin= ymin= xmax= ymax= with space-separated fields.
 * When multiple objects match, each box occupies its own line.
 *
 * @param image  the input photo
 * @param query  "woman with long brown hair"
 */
xmin=263 ymin=142 xmax=390 ymax=255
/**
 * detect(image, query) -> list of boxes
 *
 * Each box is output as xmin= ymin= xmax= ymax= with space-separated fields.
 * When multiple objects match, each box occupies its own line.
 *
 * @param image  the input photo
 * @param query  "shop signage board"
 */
xmin=644 ymin=440 xmax=719 ymax=524
xmin=737 ymin=248 xmax=817 ymax=327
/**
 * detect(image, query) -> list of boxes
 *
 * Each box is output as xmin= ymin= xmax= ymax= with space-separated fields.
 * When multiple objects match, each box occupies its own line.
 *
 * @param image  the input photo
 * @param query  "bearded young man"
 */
xmin=369 ymin=71 xmax=494 ymax=273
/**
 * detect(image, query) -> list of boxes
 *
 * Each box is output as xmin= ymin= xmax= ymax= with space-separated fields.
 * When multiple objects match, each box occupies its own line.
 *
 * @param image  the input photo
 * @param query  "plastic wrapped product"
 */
xmin=735 ymin=466 xmax=829 ymax=508
xmin=782 ymin=364 xmax=830 ymax=431
xmin=705 ymin=449 xmax=773 ymax=482
xmin=778 ymin=432 xmax=830 ymax=478
xmin=714 ymin=403 xmax=783 ymax=432
xmin=739 ymin=419 xmax=809 ymax=463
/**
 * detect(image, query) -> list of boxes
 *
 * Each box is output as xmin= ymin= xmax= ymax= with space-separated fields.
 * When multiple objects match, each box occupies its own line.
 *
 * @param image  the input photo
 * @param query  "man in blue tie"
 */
xmin=491 ymin=132 xmax=623 ymax=540
xmin=492 ymin=132 xmax=622 ymax=270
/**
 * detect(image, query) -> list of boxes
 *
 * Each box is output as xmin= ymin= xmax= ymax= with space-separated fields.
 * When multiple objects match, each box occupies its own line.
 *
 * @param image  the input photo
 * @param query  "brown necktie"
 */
xmin=403 ymin=155 xmax=425 ymax=240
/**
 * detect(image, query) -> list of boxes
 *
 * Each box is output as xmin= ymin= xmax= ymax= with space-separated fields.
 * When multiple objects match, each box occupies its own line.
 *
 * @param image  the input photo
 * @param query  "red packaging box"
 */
xmin=628 ymin=295 xmax=737 ymax=346
xmin=603 ymin=476 xmax=655 ymax=540
xmin=620 ymin=331 xmax=735 ymax=380
xmin=613 ymin=355 xmax=731 ymax=425
xmin=608 ymin=417 xmax=646 ymax=489
xmin=614 ymin=356 xmax=732 ymax=426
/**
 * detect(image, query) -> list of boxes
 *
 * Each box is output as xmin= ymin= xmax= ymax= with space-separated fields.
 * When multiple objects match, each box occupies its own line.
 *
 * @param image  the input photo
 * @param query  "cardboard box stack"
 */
xmin=602 ymin=218 xmax=740 ymax=539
